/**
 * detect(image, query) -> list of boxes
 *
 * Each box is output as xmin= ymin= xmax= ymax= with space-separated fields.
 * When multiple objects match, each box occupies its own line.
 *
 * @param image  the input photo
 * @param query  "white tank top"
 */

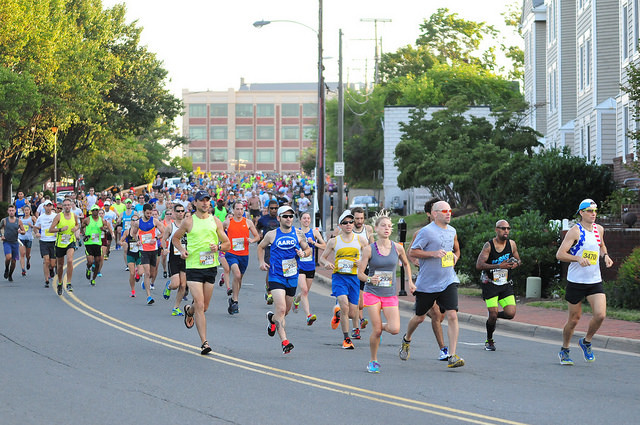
xmin=567 ymin=223 xmax=602 ymax=284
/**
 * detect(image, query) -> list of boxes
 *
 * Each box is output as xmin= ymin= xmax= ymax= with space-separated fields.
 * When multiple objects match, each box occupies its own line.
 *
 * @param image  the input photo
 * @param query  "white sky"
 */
xmin=101 ymin=0 xmax=523 ymax=98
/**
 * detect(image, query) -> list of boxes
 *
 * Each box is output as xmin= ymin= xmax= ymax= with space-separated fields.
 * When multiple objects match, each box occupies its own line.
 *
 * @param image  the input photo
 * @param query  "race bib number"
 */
xmin=337 ymin=259 xmax=354 ymax=273
xmin=441 ymin=252 xmax=454 ymax=268
xmin=91 ymin=233 xmax=101 ymax=243
xmin=44 ymin=230 xmax=54 ymax=237
xmin=173 ymin=245 xmax=181 ymax=256
xmin=124 ymin=221 xmax=131 ymax=230
xmin=232 ymin=237 xmax=245 ymax=252
xmin=582 ymin=250 xmax=598 ymax=265
xmin=492 ymin=269 xmax=508 ymax=285
xmin=129 ymin=244 xmax=139 ymax=253
xmin=23 ymin=224 xmax=29 ymax=231
xmin=199 ymin=251 xmax=215 ymax=266
xmin=141 ymin=233 xmax=153 ymax=245
xmin=60 ymin=233 xmax=71 ymax=245
xmin=374 ymin=271 xmax=393 ymax=287
xmin=282 ymin=258 xmax=298 ymax=277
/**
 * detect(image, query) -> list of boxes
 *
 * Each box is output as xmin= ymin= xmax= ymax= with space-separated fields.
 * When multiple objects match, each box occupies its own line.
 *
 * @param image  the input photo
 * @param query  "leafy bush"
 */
xmin=601 ymin=188 xmax=639 ymax=219
xmin=605 ymin=248 xmax=640 ymax=309
xmin=452 ymin=208 xmax=560 ymax=296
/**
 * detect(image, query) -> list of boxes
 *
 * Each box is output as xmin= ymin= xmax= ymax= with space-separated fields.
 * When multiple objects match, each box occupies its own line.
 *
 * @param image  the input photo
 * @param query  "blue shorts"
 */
xmin=331 ymin=273 xmax=360 ymax=305
xmin=225 ymin=252 xmax=249 ymax=274
xmin=3 ymin=241 xmax=19 ymax=259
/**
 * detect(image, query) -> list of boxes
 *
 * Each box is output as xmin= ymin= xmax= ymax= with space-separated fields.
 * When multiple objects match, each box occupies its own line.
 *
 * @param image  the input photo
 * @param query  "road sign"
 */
xmin=334 ymin=162 xmax=345 ymax=176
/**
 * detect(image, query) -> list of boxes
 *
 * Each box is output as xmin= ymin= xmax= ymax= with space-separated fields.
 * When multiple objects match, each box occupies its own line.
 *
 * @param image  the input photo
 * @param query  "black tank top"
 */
xmin=486 ymin=239 xmax=513 ymax=281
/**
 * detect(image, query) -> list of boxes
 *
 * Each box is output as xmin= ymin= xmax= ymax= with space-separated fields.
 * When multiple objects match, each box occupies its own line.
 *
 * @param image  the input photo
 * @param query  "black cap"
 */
xmin=195 ymin=190 xmax=211 ymax=201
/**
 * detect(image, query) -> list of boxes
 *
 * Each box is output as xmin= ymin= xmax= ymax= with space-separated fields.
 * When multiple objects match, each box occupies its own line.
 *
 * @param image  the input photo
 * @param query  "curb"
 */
xmin=314 ymin=274 xmax=640 ymax=355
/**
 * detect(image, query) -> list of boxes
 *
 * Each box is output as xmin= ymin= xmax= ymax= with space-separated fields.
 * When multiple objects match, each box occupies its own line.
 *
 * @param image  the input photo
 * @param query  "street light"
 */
xmin=51 ymin=126 xmax=58 ymax=199
xmin=253 ymin=1 xmax=326 ymax=231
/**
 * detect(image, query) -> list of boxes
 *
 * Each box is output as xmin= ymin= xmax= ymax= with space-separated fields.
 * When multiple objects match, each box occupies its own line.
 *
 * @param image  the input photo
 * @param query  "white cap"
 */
xmin=277 ymin=205 xmax=294 ymax=216
xmin=338 ymin=209 xmax=354 ymax=224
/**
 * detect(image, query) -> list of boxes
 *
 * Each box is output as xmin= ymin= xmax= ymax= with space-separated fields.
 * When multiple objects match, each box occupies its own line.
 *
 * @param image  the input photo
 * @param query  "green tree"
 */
xmin=169 ymin=156 xmax=193 ymax=175
xmin=379 ymin=44 xmax=436 ymax=81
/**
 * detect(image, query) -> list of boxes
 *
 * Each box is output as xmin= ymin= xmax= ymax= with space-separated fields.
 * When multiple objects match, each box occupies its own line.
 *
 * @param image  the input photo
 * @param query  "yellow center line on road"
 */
xmin=56 ymin=255 xmax=528 ymax=425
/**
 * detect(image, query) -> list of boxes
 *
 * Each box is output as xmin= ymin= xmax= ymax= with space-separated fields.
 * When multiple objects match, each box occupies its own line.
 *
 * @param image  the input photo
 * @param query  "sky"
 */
xmin=101 ymin=0 xmax=523 ymax=99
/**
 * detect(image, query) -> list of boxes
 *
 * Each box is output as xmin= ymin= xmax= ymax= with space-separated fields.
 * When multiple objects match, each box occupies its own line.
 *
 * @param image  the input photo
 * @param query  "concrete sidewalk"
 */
xmin=313 ymin=268 xmax=640 ymax=354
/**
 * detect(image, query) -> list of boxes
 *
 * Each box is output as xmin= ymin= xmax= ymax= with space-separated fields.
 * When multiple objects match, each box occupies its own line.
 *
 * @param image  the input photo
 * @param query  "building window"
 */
xmin=236 ymin=149 xmax=253 ymax=162
xmin=281 ymin=149 xmax=300 ymax=163
xmin=579 ymin=44 xmax=585 ymax=91
xmin=282 ymin=126 xmax=299 ymax=140
xmin=189 ymin=126 xmax=206 ymax=140
xmin=586 ymin=39 xmax=591 ymax=88
xmin=624 ymin=105 xmax=630 ymax=155
xmin=624 ymin=4 xmax=630 ymax=60
xmin=257 ymin=104 xmax=274 ymax=117
xmin=586 ymin=125 xmax=591 ymax=161
xmin=257 ymin=149 xmax=275 ymax=162
xmin=210 ymin=104 xmax=227 ymax=117
xmin=235 ymin=126 xmax=253 ymax=140
xmin=189 ymin=104 xmax=206 ymax=118
xmin=189 ymin=149 xmax=206 ymax=163
xmin=281 ymin=103 xmax=299 ymax=117
xmin=210 ymin=149 xmax=227 ymax=162
xmin=236 ymin=104 xmax=253 ymax=117
xmin=257 ymin=125 xmax=275 ymax=140
xmin=302 ymin=103 xmax=317 ymax=117
xmin=210 ymin=126 xmax=227 ymax=140
xmin=303 ymin=126 xmax=316 ymax=140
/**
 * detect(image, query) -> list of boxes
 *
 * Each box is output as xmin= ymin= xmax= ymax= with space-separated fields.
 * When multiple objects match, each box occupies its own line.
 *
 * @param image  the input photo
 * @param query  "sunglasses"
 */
xmin=341 ymin=220 xmax=355 ymax=225
xmin=497 ymin=226 xmax=511 ymax=231
xmin=437 ymin=209 xmax=453 ymax=214
xmin=583 ymin=208 xmax=598 ymax=213
xmin=280 ymin=214 xmax=294 ymax=219
xmin=175 ymin=210 xmax=184 ymax=213
xmin=269 ymin=207 xmax=278 ymax=210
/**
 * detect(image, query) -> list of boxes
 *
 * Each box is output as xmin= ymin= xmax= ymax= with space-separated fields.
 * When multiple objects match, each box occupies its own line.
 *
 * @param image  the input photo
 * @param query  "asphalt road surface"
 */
xmin=1 ymin=243 xmax=639 ymax=425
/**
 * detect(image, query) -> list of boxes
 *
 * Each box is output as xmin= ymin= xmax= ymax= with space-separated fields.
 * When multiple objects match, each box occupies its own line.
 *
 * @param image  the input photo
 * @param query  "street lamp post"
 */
xmin=253 ymin=0 xmax=326 ymax=231
xmin=51 ymin=126 xmax=58 ymax=198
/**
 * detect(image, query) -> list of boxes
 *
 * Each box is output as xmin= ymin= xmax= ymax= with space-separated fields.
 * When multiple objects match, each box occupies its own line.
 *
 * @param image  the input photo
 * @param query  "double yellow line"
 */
xmin=56 ymin=256 xmax=528 ymax=425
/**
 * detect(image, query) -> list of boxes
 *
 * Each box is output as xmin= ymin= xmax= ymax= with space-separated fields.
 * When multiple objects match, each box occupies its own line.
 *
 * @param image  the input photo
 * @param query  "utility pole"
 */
xmin=337 ymin=29 xmax=344 ymax=215
xmin=360 ymin=18 xmax=391 ymax=85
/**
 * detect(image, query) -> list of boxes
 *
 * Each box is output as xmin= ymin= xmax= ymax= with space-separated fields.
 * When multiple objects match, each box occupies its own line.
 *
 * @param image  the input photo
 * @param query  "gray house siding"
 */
xmin=595 ymin=0 xmax=621 ymax=104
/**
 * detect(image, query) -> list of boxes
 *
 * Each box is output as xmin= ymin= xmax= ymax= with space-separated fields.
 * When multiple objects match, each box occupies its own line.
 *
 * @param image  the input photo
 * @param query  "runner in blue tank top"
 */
xmin=258 ymin=205 xmax=311 ymax=354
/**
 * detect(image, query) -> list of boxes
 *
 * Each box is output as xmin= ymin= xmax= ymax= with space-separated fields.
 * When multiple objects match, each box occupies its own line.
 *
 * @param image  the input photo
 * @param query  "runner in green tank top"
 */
xmin=49 ymin=199 xmax=80 ymax=294
xmin=81 ymin=205 xmax=110 ymax=286
xmin=172 ymin=190 xmax=230 ymax=355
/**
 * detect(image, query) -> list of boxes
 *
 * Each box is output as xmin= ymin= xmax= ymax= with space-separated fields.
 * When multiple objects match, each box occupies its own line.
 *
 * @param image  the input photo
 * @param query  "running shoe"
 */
xmin=141 ymin=280 xmax=145 ymax=290
xmin=292 ymin=295 xmax=300 ymax=313
xmin=147 ymin=296 xmax=154 ymax=305
xmin=578 ymin=338 xmax=595 ymax=362
xmin=266 ymin=293 xmax=273 ymax=305
xmin=227 ymin=288 xmax=233 ymax=297
xmin=4 ymin=268 xmax=8 ymax=279
xmin=367 ymin=361 xmax=380 ymax=373
xmin=447 ymin=354 xmax=465 ymax=368
xmin=130 ymin=290 xmax=135 ymax=298
xmin=90 ymin=279 xmax=96 ymax=286
xmin=439 ymin=346 xmax=449 ymax=361
xmin=66 ymin=283 xmax=73 ymax=292
xmin=85 ymin=267 xmax=91 ymax=280
xmin=485 ymin=339 xmax=496 ymax=351
xmin=360 ymin=318 xmax=368 ymax=329
xmin=8 ymin=274 xmax=13 ymax=282
xmin=163 ymin=271 xmax=167 ymax=279
xmin=26 ymin=260 xmax=30 ymax=270
xmin=163 ymin=281 xmax=171 ymax=300
xmin=125 ymin=266 xmax=129 ymax=271
xmin=227 ymin=298 xmax=235 ymax=315
xmin=351 ymin=328 xmax=361 ymax=340
xmin=266 ymin=311 xmax=276 ymax=337
xmin=218 ymin=273 xmax=225 ymax=286
xmin=97 ymin=273 xmax=102 ymax=278
xmin=306 ymin=314 xmax=317 ymax=326
xmin=282 ymin=340 xmax=294 ymax=354
xmin=399 ymin=335 xmax=410 ymax=361
xmin=558 ymin=348 xmax=574 ymax=365
xmin=331 ymin=305 xmax=341 ymax=329
xmin=172 ymin=307 xmax=183 ymax=316
xmin=201 ymin=340 xmax=211 ymax=355
xmin=45 ymin=280 xmax=49 ymax=288
xmin=135 ymin=272 xmax=140 ymax=282
xmin=231 ymin=302 xmax=239 ymax=314
xmin=342 ymin=337 xmax=355 ymax=349
xmin=21 ymin=269 xmax=26 ymax=276
xmin=57 ymin=284 xmax=63 ymax=295
xmin=150 ymin=283 xmax=155 ymax=290
xmin=50 ymin=267 xmax=55 ymax=278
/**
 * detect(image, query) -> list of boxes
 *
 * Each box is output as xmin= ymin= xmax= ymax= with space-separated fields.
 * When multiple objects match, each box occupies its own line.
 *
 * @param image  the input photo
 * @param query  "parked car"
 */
xmin=349 ymin=195 xmax=380 ymax=215
xmin=56 ymin=190 xmax=74 ymax=204
xmin=163 ymin=177 xmax=184 ymax=191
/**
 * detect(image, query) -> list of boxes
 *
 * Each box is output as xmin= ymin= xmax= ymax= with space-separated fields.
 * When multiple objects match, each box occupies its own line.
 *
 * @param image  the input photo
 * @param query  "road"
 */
xmin=1 ymin=244 xmax=639 ymax=425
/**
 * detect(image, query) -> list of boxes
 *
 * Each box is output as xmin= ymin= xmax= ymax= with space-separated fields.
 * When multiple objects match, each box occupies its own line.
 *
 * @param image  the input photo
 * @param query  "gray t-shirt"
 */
xmin=411 ymin=222 xmax=459 ymax=293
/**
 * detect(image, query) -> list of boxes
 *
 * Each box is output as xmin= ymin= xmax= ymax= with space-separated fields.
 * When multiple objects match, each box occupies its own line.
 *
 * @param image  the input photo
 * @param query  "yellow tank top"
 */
xmin=56 ymin=213 xmax=77 ymax=248
xmin=334 ymin=234 xmax=361 ymax=274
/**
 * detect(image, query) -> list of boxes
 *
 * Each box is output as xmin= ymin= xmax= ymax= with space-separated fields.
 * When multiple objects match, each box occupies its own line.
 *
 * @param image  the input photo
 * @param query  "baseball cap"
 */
xmin=43 ymin=200 xmax=53 ymax=206
xmin=90 ymin=204 xmax=99 ymax=211
xmin=277 ymin=206 xmax=295 ymax=216
xmin=195 ymin=190 xmax=210 ymax=201
xmin=115 ymin=195 xmax=121 ymax=200
xmin=577 ymin=198 xmax=597 ymax=212
xmin=124 ymin=199 xmax=132 ymax=204
xmin=338 ymin=210 xmax=354 ymax=224
xmin=104 ymin=201 xmax=111 ymax=206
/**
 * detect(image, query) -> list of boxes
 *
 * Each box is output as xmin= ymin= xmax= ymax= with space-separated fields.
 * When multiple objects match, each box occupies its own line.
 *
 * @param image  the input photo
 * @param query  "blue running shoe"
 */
xmin=367 ymin=361 xmax=380 ymax=373
xmin=97 ymin=272 xmax=102 ymax=278
xmin=163 ymin=281 xmax=171 ymax=300
xmin=439 ymin=346 xmax=449 ymax=361
xmin=147 ymin=296 xmax=154 ymax=305
xmin=578 ymin=338 xmax=595 ymax=362
xmin=558 ymin=348 xmax=574 ymax=365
